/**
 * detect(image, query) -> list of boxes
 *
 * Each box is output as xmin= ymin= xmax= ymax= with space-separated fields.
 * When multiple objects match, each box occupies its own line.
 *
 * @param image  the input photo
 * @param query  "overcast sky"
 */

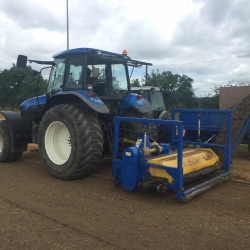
xmin=0 ymin=0 xmax=249 ymax=96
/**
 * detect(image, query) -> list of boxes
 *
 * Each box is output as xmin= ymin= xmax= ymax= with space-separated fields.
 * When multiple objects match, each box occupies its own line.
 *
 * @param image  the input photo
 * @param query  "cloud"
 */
xmin=0 ymin=0 xmax=249 ymax=97
xmin=171 ymin=0 xmax=250 ymax=57
xmin=0 ymin=0 xmax=65 ymax=32
xmin=197 ymin=0 xmax=232 ymax=25
xmin=150 ymin=0 xmax=250 ymax=95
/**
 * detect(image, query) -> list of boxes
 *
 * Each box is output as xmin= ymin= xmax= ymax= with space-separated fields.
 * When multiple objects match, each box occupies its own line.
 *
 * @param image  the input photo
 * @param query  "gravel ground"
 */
xmin=0 ymin=145 xmax=250 ymax=250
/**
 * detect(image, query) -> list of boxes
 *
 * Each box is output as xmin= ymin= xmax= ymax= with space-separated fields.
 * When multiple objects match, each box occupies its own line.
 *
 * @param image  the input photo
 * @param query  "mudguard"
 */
xmin=122 ymin=93 xmax=152 ymax=113
xmin=0 ymin=111 xmax=28 ymax=152
xmin=45 ymin=90 xmax=109 ymax=113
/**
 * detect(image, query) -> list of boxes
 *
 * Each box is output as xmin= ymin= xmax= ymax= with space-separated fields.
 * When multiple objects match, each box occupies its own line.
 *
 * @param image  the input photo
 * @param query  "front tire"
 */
xmin=38 ymin=104 xmax=103 ymax=179
xmin=0 ymin=121 xmax=23 ymax=162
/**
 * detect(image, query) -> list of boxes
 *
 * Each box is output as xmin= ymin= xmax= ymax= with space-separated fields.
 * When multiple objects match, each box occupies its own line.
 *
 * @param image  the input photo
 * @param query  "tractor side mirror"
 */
xmin=16 ymin=55 xmax=27 ymax=68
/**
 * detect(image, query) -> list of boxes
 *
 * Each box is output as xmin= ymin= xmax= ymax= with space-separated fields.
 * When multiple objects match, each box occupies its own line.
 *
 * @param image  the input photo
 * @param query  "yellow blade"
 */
xmin=148 ymin=148 xmax=219 ymax=183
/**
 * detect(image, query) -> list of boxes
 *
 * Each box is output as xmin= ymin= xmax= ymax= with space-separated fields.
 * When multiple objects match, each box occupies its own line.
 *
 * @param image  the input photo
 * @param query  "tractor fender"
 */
xmin=122 ymin=93 xmax=152 ymax=113
xmin=44 ymin=90 xmax=109 ymax=113
xmin=0 ymin=111 xmax=28 ymax=152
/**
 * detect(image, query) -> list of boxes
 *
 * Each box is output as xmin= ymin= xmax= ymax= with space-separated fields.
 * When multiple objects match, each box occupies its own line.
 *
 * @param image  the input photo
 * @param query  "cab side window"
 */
xmin=65 ymin=58 xmax=83 ymax=89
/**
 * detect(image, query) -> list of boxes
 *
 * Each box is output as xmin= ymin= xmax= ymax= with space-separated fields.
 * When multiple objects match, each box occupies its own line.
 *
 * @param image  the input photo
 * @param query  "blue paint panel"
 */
xmin=122 ymin=93 xmax=147 ymax=109
xmin=179 ymin=110 xmax=227 ymax=132
xmin=121 ymin=147 xmax=140 ymax=191
xmin=20 ymin=95 xmax=46 ymax=111
xmin=19 ymin=90 xmax=106 ymax=112
xmin=55 ymin=90 xmax=106 ymax=106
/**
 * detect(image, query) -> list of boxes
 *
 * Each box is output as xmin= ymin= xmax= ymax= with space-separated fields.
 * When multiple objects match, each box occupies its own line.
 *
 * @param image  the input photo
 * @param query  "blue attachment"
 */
xmin=174 ymin=108 xmax=228 ymax=132
xmin=112 ymin=117 xmax=184 ymax=196
xmin=170 ymin=109 xmax=232 ymax=171
xmin=113 ymin=112 xmax=234 ymax=202
xmin=170 ymin=108 xmax=229 ymax=143
xmin=170 ymin=108 xmax=249 ymax=146
xmin=20 ymin=95 xmax=46 ymax=111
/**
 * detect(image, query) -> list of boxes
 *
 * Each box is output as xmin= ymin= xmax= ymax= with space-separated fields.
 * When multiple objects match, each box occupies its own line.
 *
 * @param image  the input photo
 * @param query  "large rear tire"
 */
xmin=122 ymin=108 xmax=158 ymax=141
xmin=38 ymin=104 xmax=103 ymax=179
xmin=0 ymin=121 xmax=23 ymax=162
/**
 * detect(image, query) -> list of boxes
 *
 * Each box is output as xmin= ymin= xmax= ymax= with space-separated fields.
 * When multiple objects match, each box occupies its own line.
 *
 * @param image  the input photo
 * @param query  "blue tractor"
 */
xmin=0 ymin=48 xmax=157 ymax=179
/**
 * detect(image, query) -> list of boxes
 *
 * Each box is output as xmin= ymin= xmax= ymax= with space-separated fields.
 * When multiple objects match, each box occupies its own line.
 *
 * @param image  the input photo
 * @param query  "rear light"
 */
xmin=136 ymin=95 xmax=143 ymax=99
xmin=87 ymin=92 xmax=96 ymax=97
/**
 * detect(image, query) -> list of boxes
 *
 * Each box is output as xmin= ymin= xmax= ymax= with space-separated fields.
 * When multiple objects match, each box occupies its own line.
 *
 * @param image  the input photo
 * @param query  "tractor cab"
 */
xmin=47 ymin=48 xmax=152 ymax=101
xmin=16 ymin=48 xmax=156 ymax=152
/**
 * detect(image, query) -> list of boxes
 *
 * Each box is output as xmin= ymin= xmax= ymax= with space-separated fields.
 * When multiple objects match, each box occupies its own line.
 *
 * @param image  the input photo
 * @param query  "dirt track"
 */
xmin=0 ymin=145 xmax=250 ymax=250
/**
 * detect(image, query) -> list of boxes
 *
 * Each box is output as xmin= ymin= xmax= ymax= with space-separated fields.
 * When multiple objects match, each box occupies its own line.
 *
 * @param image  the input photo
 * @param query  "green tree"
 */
xmin=141 ymin=69 xmax=196 ymax=109
xmin=130 ymin=78 xmax=141 ymax=87
xmin=0 ymin=64 xmax=47 ymax=109
xmin=211 ymin=80 xmax=250 ymax=95
xmin=199 ymin=81 xmax=250 ymax=109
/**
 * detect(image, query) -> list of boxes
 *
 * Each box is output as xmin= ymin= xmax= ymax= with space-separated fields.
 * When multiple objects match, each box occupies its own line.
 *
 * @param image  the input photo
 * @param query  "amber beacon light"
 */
xmin=122 ymin=50 xmax=127 ymax=55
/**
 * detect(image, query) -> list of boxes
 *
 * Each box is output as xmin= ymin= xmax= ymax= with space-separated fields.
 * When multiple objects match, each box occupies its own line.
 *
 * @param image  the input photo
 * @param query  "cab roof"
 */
xmin=53 ymin=48 xmax=130 ymax=58
xmin=53 ymin=48 xmax=152 ymax=68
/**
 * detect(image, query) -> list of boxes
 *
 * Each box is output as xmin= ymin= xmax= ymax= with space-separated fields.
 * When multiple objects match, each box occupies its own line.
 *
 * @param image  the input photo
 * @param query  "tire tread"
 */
xmin=0 ymin=121 xmax=23 ymax=162
xmin=38 ymin=104 xmax=103 ymax=179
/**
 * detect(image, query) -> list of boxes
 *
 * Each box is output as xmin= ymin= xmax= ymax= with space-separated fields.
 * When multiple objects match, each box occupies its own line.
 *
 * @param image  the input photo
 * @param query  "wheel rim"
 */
xmin=44 ymin=121 xmax=72 ymax=165
xmin=0 ymin=133 xmax=3 ymax=153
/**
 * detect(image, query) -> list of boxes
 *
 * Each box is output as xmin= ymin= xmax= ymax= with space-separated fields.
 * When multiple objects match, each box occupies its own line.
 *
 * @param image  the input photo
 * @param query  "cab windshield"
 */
xmin=151 ymin=91 xmax=166 ymax=111
xmin=87 ymin=63 xmax=129 ymax=96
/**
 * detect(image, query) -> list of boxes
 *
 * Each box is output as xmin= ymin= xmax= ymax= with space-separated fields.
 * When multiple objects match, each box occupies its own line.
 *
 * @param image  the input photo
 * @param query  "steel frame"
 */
xmin=112 ymin=109 xmax=233 ymax=202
